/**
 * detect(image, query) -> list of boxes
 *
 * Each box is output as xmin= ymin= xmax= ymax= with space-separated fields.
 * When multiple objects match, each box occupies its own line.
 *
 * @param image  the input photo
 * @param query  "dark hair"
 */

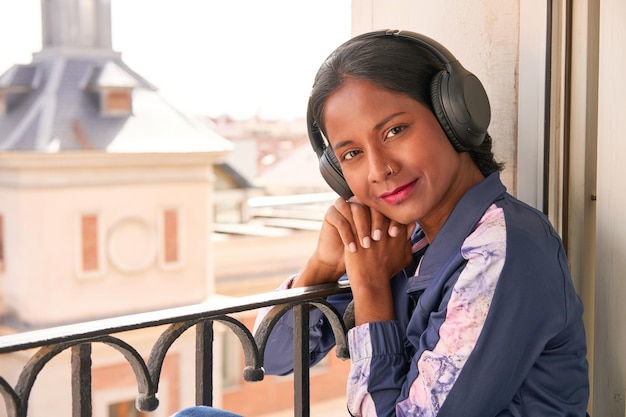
xmin=309 ymin=35 xmax=504 ymax=175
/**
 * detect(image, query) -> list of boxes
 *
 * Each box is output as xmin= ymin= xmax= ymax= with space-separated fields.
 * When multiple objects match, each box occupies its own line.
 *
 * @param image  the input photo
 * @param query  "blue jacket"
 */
xmin=258 ymin=172 xmax=589 ymax=416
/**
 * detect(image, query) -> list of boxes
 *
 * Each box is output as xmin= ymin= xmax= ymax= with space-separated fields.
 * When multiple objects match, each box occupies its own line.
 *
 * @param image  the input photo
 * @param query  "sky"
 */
xmin=0 ymin=0 xmax=351 ymax=120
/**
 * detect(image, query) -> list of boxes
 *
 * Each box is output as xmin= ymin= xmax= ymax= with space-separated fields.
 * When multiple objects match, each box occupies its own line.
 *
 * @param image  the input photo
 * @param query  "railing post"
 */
xmin=292 ymin=304 xmax=310 ymax=417
xmin=195 ymin=321 xmax=214 ymax=406
xmin=71 ymin=343 xmax=92 ymax=417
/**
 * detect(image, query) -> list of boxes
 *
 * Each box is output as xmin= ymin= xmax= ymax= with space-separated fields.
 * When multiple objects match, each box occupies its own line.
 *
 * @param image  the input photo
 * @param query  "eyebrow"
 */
xmin=331 ymin=111 xmax=406 ymax=152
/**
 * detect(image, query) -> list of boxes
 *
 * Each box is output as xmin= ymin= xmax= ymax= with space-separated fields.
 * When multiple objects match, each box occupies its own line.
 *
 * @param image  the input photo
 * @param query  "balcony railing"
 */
xmin=0 ymin=282 xmax=352 ymax=417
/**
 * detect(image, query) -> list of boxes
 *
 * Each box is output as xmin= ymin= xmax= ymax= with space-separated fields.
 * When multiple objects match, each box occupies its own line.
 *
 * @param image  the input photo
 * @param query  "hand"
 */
xmin=343 ymin=220 xmax=414 ymax=291
xmin=292 ymin=198 xmax=352 ymax=287
xmin=335 ymin=198 xmax=415 ymax=325
xmin=293 ymin=196 xmax=399 ymax=287
xmin=293 ymin=197 xmax=414 ymax=303
xmin=330 ymin=197 xmax=411 ymax=254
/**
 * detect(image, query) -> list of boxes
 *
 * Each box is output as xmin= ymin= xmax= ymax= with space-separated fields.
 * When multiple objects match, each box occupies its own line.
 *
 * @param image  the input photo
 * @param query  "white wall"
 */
xmin=351 ymin=0 xmax=520 ymax=194
xmin=594 ymin=0 xmax=626 ymax=414
xmin=352 ymin=1 xmax=626 ymax=415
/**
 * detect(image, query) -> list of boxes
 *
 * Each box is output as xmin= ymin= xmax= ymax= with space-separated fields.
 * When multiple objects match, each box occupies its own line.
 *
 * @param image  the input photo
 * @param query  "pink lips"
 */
xmin=380 ymin=180 xmax=417 ymax=204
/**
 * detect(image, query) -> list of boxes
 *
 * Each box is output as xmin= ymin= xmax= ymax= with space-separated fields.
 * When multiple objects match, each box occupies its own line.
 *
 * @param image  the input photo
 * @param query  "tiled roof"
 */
xmin=0 ymin=65 xmax=40 ymax=91
xmin=0 ymin=57 xmax=232 ymax=154
xmin=84 ymin=61 xmax=138 ymax=89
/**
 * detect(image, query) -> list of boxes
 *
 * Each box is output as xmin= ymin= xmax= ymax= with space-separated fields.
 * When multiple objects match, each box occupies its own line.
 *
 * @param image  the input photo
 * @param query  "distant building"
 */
xmin=254 ymin=143 xmax=333 ymax=195
xmin=209 ymin=115 xmax=335 ymax=231
xmin=0 ymin=1 xmax=348 ymax=416
xmin=210 ymin=116 xmax=333 ymax=195
xmin=0 ymin=0 xmax=234 ymax=323
xmin=0 ymin=0 xmax=233 ymax=415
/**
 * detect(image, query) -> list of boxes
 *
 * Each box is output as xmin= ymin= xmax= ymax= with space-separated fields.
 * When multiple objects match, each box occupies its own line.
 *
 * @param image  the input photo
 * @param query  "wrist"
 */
xmin=351 ymin=283 xmax=394 ymax=325
xmin=291 ymin=257 xmax=343 ymax=288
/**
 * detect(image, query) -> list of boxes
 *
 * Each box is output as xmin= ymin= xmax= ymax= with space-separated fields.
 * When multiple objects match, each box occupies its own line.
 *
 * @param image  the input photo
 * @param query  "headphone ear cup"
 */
xmin=430 ymin=70 xmax=468 ymax=152
xmin=319 ymin=147 xmax=353 ymax=200
xmin=308 ymin=96 xmax=353 ymax=199
xmin=430 ymin=64 xmax=490 ymax=151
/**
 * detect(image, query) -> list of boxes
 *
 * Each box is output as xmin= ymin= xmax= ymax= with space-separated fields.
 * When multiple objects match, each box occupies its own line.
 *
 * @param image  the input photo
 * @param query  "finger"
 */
xmin=388 ymin=219 xmax=403 ymax=238
xmin=328 ymin=199 xmax=358 ymax=252
xmin=388 ymin=222 xmax=416 ymax=241
xmin=347 ymin=200 xmax=372 ymax=248
xmin=368 ymin=207 xmax=388 ymax=242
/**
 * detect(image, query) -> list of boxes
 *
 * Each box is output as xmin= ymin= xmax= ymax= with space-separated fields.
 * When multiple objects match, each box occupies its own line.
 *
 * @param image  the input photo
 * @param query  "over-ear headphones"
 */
xmin=307 ymin=29 xmax=491 ymax=200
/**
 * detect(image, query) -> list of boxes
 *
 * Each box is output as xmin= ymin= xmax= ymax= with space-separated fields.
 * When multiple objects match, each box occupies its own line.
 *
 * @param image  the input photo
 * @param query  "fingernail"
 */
xmin=349 ymin=242 xmax=357 ymax=253
xmin=389 ymin=226 xmax=399 ymax=237
xmin=372 ymin=229 xmax=382 ymax=241
xmin=362 ymin=236 xmax=371 ymax=248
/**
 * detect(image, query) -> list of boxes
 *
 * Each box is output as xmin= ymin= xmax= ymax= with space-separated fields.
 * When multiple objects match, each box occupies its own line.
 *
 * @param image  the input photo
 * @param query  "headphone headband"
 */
xmin=353 ymin=30 xmax=458 ymax=68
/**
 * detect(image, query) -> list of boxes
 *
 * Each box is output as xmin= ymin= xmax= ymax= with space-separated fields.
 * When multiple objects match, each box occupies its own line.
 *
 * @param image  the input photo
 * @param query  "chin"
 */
xmin=390 ymin=207 xmax=422 ymax=226
xmin=383 ymin=212 xmax=414 ymax=226
xmin=372 ymin=201 xmax=419 ymax=225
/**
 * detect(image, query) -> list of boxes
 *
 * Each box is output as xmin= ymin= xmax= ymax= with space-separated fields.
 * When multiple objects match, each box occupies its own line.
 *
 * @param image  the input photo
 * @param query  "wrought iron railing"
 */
xmin=0 ymin=282 xmax=352 ymax=417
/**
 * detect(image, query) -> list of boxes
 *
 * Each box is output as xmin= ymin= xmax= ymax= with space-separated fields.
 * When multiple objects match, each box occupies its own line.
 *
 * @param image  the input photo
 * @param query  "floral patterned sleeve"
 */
xmin=346 ymin=206 xmax=506 ymax=417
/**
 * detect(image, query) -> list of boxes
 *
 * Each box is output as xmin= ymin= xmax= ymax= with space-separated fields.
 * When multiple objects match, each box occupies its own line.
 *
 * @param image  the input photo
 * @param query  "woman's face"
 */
xmin=323 ymin=78 xmax=482 ymax=231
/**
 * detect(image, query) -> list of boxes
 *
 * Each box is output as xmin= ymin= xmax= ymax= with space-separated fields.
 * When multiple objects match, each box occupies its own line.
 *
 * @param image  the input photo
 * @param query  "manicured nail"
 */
xmin=349 ymin=242 xmax=357 ymax=253
xmin=362 ymin=236 xmax=371 ymax=248
xmin=372 ymin=229 xmax=382 ymax=241
xmin=389 ymin=226 xmax=400 ymax=237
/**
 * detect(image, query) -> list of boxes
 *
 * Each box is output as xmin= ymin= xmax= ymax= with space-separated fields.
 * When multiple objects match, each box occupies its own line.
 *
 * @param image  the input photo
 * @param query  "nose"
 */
xmin=367 ymin=151 xmax=395 ymax=183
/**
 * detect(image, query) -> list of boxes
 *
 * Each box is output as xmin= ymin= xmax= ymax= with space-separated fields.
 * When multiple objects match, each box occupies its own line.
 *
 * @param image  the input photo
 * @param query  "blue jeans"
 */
xmin=170 ymin=406 xmax=243 ymax=417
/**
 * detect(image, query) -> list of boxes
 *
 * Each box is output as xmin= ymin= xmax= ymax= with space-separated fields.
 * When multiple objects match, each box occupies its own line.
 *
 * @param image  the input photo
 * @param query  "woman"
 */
xmin=174 ymin=30 xmax=589 ymax=417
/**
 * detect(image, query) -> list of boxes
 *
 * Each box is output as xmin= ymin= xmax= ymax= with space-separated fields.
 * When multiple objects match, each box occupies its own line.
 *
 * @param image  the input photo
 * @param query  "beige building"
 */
xmin=0 ymin=0 xmax=233 ymax=415
xmin=0 ymin=0 xmax=234 ymax=324
xmin=0 ymin=2 xmax=349 ymax=416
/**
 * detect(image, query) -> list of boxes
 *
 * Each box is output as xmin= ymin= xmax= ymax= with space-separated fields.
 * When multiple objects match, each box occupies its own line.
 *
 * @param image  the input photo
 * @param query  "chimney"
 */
xmin=35 ymin=0 xmax=118 ymax=60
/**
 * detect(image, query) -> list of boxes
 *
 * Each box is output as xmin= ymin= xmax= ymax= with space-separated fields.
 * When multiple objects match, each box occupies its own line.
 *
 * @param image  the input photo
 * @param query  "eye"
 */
xmin=385 ymin=125 xmax=406 ymax=140
xmin=342 ymin=149 xmax=362 ymax=161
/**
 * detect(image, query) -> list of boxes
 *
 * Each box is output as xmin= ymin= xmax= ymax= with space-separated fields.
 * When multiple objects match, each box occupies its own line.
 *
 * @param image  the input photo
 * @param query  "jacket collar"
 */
xmin=407 ymin=171 xmax=507 ymax=293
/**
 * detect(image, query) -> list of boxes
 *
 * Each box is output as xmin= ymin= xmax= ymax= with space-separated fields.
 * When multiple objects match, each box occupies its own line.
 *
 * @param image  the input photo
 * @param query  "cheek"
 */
xmin=343 ymin=171 xmax=369 ymax=197
xmin=421 ymin=139 xmax=460 ymax=176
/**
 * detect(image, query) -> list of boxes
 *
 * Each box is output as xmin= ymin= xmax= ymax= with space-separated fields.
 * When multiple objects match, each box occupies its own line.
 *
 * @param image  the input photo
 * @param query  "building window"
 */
xmin=163 ymin=209 xmax=178 ymax=263
xmin=0 ymin=91 xmax=6 ymax=115
xmin=0 ymin=214 xmax=4 ymax=272
xmin=158 ymin=208 xmax=182 ymax=269
xmin=108 ymin=399 xmax=148 ymax=417
xmin=81 ymin=214 xmax=99 ymax=271
xmin=106 ymin=90 xmax=131 ymax=112
xmin=76 ymin=213 xmax=104 ymax=278
xmin=102 ymin=89 xmax=132 ymax=115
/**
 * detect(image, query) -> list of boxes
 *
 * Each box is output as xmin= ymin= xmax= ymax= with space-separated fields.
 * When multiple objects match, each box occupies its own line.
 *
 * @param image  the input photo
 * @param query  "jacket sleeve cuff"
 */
xmin=348 ymin=320 xmax=404 ymax=361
